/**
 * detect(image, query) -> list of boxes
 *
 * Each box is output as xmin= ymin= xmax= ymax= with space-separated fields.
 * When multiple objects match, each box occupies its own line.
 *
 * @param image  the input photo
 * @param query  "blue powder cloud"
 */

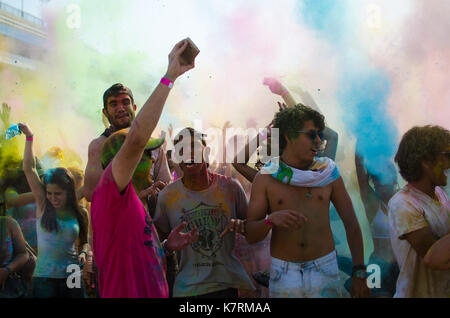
xmin=298 ymin=0 xmax=399 ymax=184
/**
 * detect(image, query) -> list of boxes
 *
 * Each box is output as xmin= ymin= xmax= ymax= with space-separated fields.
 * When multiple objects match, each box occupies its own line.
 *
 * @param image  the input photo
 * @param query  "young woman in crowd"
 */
xmin=19 ymin=123 xmax=89 ymax=298
xmin=355 ymin=149 xmax=400 ymax=297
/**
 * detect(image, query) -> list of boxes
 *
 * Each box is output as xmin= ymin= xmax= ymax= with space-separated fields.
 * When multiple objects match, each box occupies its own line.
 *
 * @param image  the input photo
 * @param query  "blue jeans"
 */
xmin=269 ymin=250 xmax=344 ymax=298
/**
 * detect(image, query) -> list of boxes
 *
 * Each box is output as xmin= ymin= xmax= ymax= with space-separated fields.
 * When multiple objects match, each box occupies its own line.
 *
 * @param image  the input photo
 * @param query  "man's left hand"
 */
xmin=220 ymin=219 xmax=246 ymax=238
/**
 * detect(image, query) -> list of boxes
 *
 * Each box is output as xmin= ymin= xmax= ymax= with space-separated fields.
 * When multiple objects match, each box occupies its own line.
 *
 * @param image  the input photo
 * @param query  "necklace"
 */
xmin=306 ymin=188 xmax=313 ymax=199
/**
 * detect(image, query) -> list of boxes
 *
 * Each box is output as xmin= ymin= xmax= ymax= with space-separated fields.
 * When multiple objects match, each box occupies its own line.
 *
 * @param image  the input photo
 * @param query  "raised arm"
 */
xmin=83 ymin=137 xmax=105 ymax=202
xmin=112 ymin=40 xmax=195 ymax=192
xmin=231 ymin=120 xmax=274 ymax=183
xmin=154 ymin=148 xmax=172 ymax=184
xmin=293 ymin=86 xmax=321 ymax=113
xmin=264 ymin=78 xmax=296 ymax=107
xmin=264 ymin=79 xmax=339 ymax=160
xmin=0 ymin=103 xmax=11 ymax=129
xmin=355 ymin=150 xmax=380 ymax=223
xmin=321 ymin=127 xmax=338 ymax=161
xmin=4 ymin=188 xmax=35 ymax=208
xmin=19 ymin=124 xmax=46 ymax=214
xmin=232 ymin=134 xmax=259 ymax=183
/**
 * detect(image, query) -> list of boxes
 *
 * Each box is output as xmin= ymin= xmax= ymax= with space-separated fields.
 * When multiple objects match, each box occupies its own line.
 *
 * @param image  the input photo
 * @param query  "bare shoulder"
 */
xmin=254 ymin=171 xmax=271 ymax=182
xmin=253 ymin=172 xmax=271 ymax=190
xmin=88 ymin=136 xmax=106 ymax=155
xmin=387 ymin=188 xmax=411 ymax=210
xmin=331 ymin=176 xmax=345 ymax=189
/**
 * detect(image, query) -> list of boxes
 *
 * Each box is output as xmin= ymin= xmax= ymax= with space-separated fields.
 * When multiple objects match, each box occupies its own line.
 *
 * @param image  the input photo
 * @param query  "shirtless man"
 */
xmin=83 ymin=84 xmax=170 ymax=202
xmin=245 ymin=104 xmax=370 ymax=298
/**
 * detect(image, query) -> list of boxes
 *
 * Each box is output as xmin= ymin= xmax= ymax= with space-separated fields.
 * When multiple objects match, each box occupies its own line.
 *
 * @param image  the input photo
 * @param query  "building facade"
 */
xmin=0 ymin=0 xmax=48 ymax=70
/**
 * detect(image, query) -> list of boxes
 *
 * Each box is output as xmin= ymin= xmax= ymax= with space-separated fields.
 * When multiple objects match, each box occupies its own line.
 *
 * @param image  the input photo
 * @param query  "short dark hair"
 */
xmin=273 ymin=103 xmax=325 ymax=153
xmin=173 ymin=127 xmax=207 ymax=147
xmin=395 ymin=125 xmax=450 ymax=182
xmin=103 ymin=83 xmax=134 ymax=109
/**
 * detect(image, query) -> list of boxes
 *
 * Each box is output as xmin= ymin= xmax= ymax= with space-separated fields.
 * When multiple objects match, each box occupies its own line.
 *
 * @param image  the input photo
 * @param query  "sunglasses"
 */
xmin=298 ymin=130 xmax=325 ymax=141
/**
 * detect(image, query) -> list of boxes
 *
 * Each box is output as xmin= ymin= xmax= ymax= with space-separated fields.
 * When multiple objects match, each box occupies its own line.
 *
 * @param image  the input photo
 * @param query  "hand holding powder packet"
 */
xmin=5 ymin=123 xmax=21 ymax=140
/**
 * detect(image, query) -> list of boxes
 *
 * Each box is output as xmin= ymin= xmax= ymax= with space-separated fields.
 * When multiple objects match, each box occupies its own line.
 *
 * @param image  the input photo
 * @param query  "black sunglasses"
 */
xmin=298 ymin=130 xmax=324 ymax=141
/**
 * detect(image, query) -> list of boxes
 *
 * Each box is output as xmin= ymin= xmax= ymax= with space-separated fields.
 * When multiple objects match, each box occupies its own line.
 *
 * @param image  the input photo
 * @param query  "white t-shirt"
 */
xmin=388 ymin=185 xmax=450 ymax=298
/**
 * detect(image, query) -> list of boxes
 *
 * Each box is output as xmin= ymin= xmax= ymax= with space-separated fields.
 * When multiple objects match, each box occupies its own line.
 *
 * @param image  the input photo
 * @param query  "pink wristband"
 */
xmin=26 ymin=136 xmax=34 ymax=141
xmin=264 ymin=216 xmax=274 ymax=227
xmin=161 ymin=77 xmax=174 ymax=89
xmin=281 ymin=90 xmax=288 ymax=97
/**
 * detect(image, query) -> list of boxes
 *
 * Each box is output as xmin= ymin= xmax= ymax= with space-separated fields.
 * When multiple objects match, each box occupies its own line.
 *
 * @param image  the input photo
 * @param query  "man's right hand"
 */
xmin=267 ymin=210 xmax=307 ymax=229
xmin=82 ymin=251 xmax=96 ymax=289
xmin=166 ymin=222 xmax=199 ymax=252
xmin=164 ymin=40 xmax=196 ymax=82
xmin=138 ymin=181 xmax=167 ymax=202
xmin=18 ymin=123 xmax=33 ymax=137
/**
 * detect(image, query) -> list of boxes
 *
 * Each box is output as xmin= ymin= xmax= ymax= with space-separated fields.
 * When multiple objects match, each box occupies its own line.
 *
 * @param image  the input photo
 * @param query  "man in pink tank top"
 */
xmin=90 ymin=40 xmax=199 ymax=298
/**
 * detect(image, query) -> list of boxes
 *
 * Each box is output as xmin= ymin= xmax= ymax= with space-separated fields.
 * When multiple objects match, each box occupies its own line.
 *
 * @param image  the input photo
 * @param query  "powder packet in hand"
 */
xmin=5 ymin=124 xmax=21 ymax=140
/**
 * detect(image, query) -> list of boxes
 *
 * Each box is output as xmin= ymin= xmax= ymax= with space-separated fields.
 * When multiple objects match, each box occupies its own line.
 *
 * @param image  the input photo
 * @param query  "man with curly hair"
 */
xmin=388 ymin=125 xmax=450 ymax=298
xmin=245 ymin=104 xmax=370 ymax=298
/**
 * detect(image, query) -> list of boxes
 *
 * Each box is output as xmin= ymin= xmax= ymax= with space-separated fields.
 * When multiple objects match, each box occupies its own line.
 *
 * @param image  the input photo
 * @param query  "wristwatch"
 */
xmin=352 ymin=269 xmax=367 ymax=280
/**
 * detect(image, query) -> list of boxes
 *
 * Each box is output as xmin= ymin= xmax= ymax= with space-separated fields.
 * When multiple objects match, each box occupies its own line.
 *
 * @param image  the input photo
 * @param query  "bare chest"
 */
xmin=266 ymin=179 xmax=332 ymax=220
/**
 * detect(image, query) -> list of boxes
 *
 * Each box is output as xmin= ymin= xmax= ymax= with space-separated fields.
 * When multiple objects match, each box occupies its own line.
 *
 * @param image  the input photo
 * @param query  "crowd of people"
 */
xmin=0 ymin=39 xmax=449 ymax=298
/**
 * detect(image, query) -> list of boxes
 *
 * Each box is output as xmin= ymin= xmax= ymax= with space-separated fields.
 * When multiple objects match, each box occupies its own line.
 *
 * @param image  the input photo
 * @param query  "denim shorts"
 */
xmin=269 ymin=250 xmax=344 ymax=298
